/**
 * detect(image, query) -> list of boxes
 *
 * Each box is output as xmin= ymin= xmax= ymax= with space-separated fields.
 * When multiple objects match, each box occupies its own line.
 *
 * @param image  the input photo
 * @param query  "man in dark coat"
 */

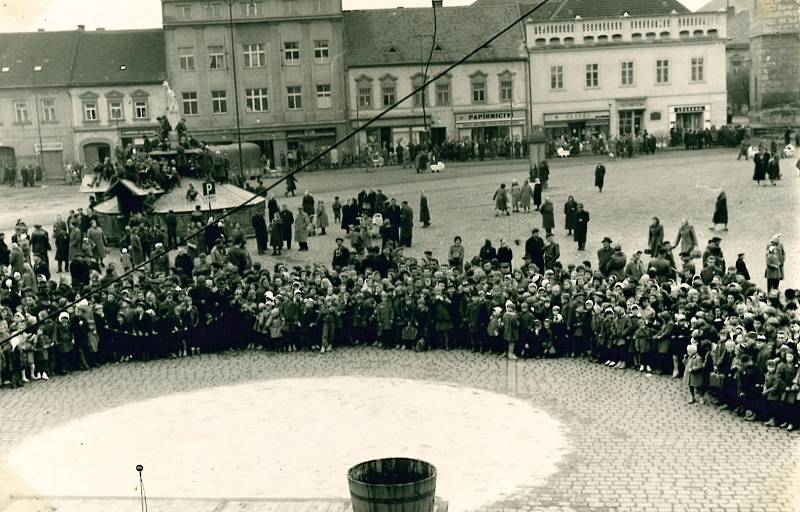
xmin=400 ymin=201 xmax=414 ymax=248
xmin=251 ymin=211 xmax=268 ymax=255
xmin=0 ymin=232 xmax=9 ymax=267
xmin=540 ymin=197 xmax=555 ymax=236
xmin=332 ymin=237 xmax=351 ymax=268
xmin=544 ymin=234 xmax=560 ymax=270
xmin=387 ymin=199 xmax=402 ymax=242
xmin=165 ymin=210 xmax=178 ymax=247
xmin=267 ymin=193 xmax=279 ymax=222
xmin=597 ymin=237 xmax=614 ymax=275
xmin=524 ymin=228 xmax=545 ymax=273
xmin=279 ymin=205 xmax=294 ymax=249
xmin=594 ymin=162 xmax=606 ymax=192
xmin=753 ymin=148 xmax=769 ymax=184
xmin=420 ymin=192 xmax=431 ymax=228
xmin=574 ymin=203 xmax=590 ymax=251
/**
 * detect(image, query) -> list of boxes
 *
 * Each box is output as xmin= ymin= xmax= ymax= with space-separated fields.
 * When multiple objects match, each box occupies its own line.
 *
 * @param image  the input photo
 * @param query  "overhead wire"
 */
xmin=1 ymin=0 xmax=554 ymax=346
xmin=421 ymin=0 xmax=438 ymax=147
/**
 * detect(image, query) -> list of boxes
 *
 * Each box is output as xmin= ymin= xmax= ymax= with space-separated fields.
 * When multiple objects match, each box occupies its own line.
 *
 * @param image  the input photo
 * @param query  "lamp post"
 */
xmin=32 ymin=65 xmax=45 ymax=178
xmin=207 ymin=0 xmax=248 ymax=180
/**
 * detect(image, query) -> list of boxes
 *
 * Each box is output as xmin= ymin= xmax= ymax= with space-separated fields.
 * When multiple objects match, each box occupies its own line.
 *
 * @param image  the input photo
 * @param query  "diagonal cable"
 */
xmin=2 ymin=0 xmax=552 ymax=345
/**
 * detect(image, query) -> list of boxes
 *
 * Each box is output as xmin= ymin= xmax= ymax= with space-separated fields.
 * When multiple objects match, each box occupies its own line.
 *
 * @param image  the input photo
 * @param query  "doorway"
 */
xmin=84 ymin=142 xmax=111 ymax=168
xmin=41 ymin=151 xmax=63 ymax=181
xmin=431 ymin=127 xmax=446 ymax=148
xmin=677 ymin=112 xmax=703 ymax=132
xmin=618 ymin=110 xmax=644 ymax=136
xmin=0 ymin=147 xmax=16 ymax=171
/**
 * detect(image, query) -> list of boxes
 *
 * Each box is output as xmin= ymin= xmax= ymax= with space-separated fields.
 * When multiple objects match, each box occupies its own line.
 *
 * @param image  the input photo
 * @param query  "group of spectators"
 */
xmin=2 ymin=164 xmax=42 ymax=187
xmin=0 ymin=177 xmax=797 ymax=432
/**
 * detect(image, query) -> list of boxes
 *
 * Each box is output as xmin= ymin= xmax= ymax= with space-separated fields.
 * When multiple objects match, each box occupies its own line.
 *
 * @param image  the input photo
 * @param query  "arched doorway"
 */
xmin=83 ymin=142 xmax=111 ymax=168
xmin=0 ymin=146 xmax=16 ymax=170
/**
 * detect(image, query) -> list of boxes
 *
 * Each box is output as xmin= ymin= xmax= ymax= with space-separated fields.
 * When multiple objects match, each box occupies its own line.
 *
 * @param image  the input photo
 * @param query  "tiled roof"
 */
xmin=70 ymin=29 xmax=166 ymax=86
xmin=343 ymin=4 xmax=527 ymax=67
xmin=546 ymin=0 xmax=690 ymax=20
xmin=0 ymin=31 xmax=78 ymax=88
xmin=0 ymin=28 xmax=166 ymax=89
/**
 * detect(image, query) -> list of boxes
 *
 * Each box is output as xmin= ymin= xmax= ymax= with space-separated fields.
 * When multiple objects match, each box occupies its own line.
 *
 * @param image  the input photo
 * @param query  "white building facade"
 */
xmin=526 ymin=11 xmax=728 ymax=142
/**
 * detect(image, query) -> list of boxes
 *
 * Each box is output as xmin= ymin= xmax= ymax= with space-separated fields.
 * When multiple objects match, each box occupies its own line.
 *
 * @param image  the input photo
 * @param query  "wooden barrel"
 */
xmin=347 ymin=458 xmax=437 ymax=512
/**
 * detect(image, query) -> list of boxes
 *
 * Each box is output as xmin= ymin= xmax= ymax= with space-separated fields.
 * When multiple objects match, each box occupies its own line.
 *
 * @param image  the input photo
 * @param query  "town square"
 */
xmin=0 ymin=0 xmax=799 ymax=511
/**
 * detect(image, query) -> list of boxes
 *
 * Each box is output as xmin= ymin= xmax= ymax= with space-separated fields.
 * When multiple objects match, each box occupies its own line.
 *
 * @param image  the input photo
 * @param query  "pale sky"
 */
xmin=0 ymin=0 xmax=706 ymax=32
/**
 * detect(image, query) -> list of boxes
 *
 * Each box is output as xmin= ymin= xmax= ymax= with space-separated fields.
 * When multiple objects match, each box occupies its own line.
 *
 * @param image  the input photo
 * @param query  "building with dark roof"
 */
xmin=0 ymin=27 xmax=168 ymax=178
xmin=526 ymin=3 xmax=728 ymax=143
xmin=343 ymin=4 xmax=529 ymax=152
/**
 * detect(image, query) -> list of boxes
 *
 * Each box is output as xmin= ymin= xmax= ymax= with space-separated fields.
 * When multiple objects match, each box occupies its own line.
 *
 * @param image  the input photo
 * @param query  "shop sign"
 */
xmin=33 ymin=142 xmax=63 ymax=153
xmin=543 ymin=111 xmax=609 ymax=123
xmin=616 ymin=99 xmax=646 ymax=111
xmin=455 ymin=111 xmax=525 ymax=127
xmin=120 ymin=128 xmax=157 ymax=138
xmin=674 ymin=105 xmax=706 ymax=113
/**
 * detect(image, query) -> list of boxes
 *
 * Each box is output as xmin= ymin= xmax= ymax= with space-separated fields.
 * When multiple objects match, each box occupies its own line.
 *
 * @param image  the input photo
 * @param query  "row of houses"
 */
xmin=0 ymin=0 xmax=731 ymax=178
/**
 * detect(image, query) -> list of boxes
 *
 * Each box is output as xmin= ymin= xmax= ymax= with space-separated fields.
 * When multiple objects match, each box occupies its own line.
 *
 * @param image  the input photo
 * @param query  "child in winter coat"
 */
xmin=502 ymin=302 xmax=519 ymax=359
xmin=762 ymin=358 xmax=782 ymax=426
xmin=487 ymin=307 xmax=503 ymax=355
xmin=120 ymin=247 xmax=132 ymax=272
xmin=269 ymin=308 xmax=285 ymax=352
xmin=684 ymin=343 xmax=705 ymax=404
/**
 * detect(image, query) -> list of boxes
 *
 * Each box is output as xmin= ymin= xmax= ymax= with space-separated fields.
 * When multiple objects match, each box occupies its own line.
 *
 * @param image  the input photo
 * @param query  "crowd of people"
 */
xmin=0 ymin=170 xmax=797 ymax=433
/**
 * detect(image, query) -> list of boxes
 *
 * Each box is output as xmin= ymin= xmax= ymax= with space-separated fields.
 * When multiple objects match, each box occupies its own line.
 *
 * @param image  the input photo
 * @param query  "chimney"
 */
xmin=37 ymin=28 xmax=45 ymax=32
xmin=96 ymin=27 xmax=105 ymax=31
xmin=77 ymin=24 xmax=85 ymax=31
xmin=432 ymin=0 xmax=443 ymax=7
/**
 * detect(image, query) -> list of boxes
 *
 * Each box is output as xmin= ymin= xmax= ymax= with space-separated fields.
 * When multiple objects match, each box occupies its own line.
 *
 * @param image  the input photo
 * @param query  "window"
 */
xmin=209 ymin=45 xmax=225 ymax=70
xmin=283 ymin=0 xmax=298 ymax=15
xmin=656 ymin=59 xmax=670 ymax=84
xmin=178 ymin=47 xmax=195 ymax=72
xmin=315 ymin=84 xmax=331 ymax=109
xmin=206 ymin=2 xmax=221 ymax=17
xmin=382 ymin=85 xmax=395 ymax=106
xmin=83 ymin=102 xmax=98 ymax=121
xmin=471 ymin=82 xmax=485 ymax=103
xmin=621 ymin=61 xmax=635 ymax=86
xmin=109 ymin=100 xmax=123 ymax=121
xmin=134 ymin=100 xmax=148 ymax=119
xmin=585 ymin=63 xmax=598 ymax=88
xmin=500 ymin=79 xmax=513 ymax=101
xmin=357 ymin=86 xmax=372 ymax=108
xmin=246 ymin=88 xmax=269 ymax=112
xmin=312 ymin=0 xmax=325 ymax=12
xmin=436 ymin=83 xmax=451 ymax=106
xmin=182 ymin=92 xmax=198 ymax=115
xmin=691 ymin=57 xmax=704 ymax=82
xmin=13 ymin=101 xmax=30 ymax=124
xmin=550 ymin=65 xmax=563 ymax=90
xmin=41 ymin=99 xmax=57 ymax=122
xmin=175 ymin=4 xmax=192 ymax=19
xmin=243 ymin=43 xmax=266 ymax=68
xmin=284 ymin=42 xmax=300 ymax=65
xmin=287 ymin=86 xmax=302 ymax=110
xmin=211 ymin=90 xmax=228 ymax=113
xmin=241 ymin=1 xmax=262 ymax=16
xmin=314 ymin=40 xmax=329 ymax=63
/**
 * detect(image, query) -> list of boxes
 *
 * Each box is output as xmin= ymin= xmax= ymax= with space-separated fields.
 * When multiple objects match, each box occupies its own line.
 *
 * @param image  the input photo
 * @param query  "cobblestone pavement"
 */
xmin=1 ymin=348 xmax=798 ymax=512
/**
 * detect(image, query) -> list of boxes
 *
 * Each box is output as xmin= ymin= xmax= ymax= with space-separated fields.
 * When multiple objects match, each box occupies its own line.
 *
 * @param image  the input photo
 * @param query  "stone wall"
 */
xmin=749 ymin=0 xmax=800 ymax=125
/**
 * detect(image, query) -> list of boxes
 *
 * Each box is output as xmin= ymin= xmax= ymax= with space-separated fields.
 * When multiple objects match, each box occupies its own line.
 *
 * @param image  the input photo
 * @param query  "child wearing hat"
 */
xmin=487 ymin=307 xmax=503 ymax=355
xmin=502 ymin=301 xmax=519 ymax=359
